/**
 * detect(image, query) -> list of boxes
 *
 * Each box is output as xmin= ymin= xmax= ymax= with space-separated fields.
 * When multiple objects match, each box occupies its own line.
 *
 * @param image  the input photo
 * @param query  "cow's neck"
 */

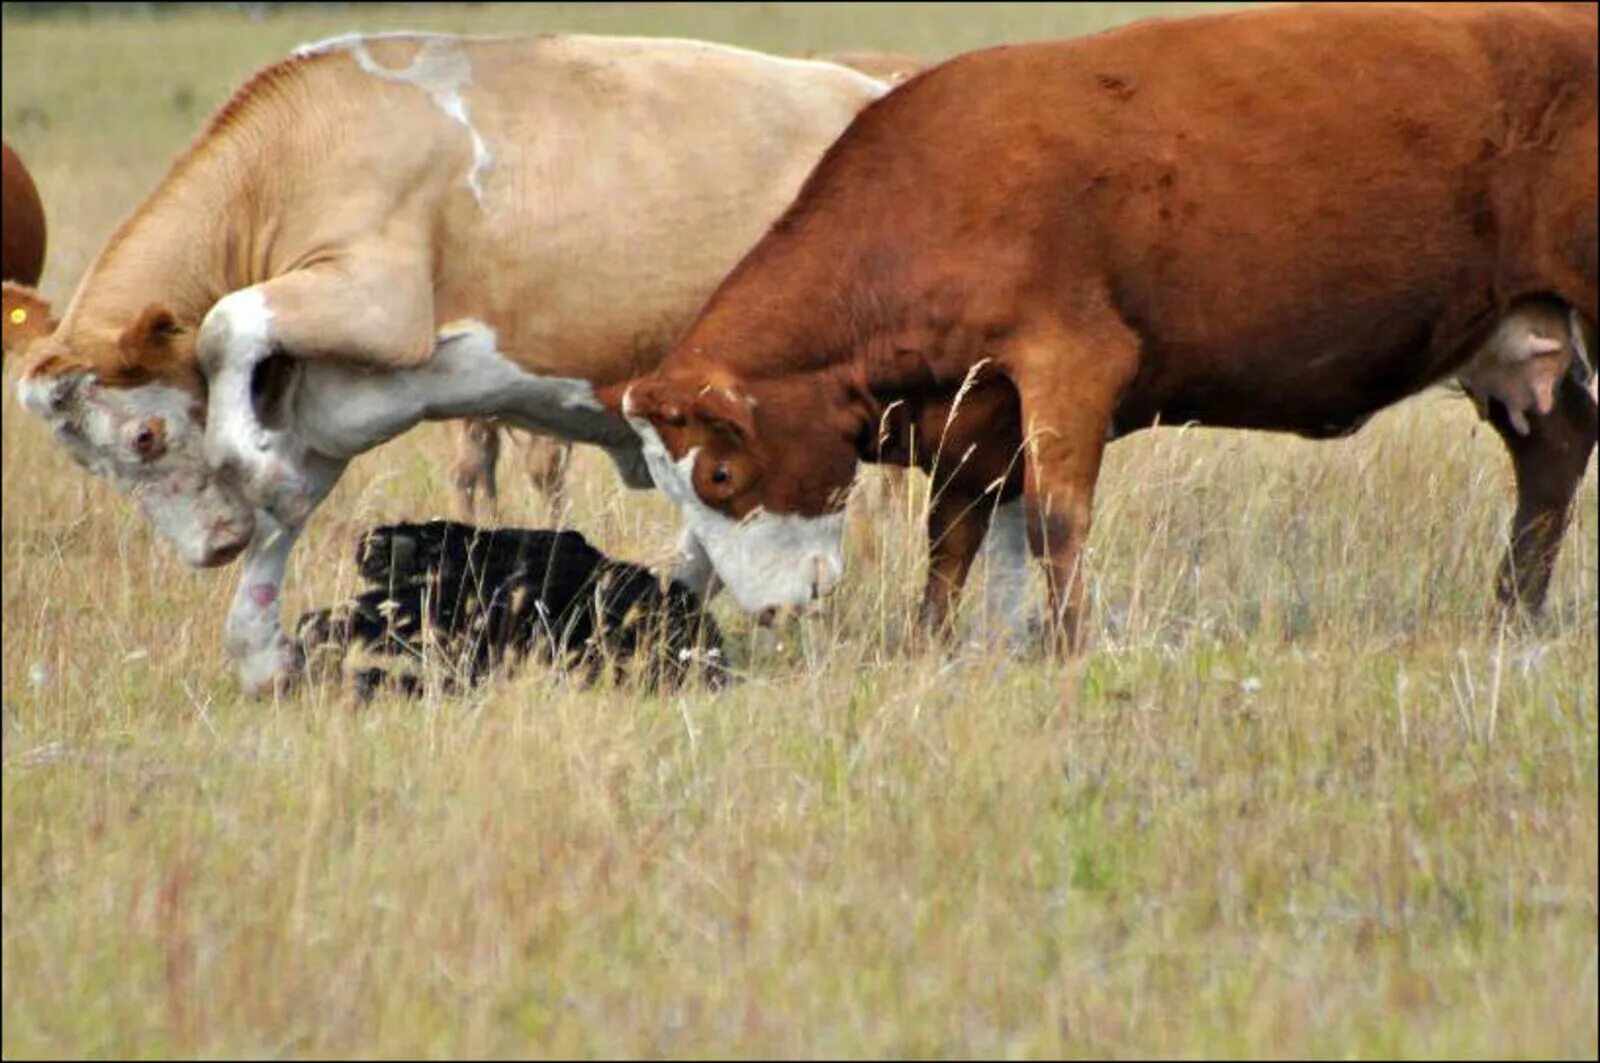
xmin=688 ymin=235 xmax=978 ymax=400
xmin=61 ymin=133 xmax=272 ymax=370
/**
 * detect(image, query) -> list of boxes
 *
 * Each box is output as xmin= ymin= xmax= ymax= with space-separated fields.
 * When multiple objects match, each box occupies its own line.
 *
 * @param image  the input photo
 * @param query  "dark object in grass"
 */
xmin=296 ymin=521 xmax=728 ymax=698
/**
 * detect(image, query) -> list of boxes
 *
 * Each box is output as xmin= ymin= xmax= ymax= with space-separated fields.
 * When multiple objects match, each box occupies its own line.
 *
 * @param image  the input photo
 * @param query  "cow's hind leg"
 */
xmin=1490 ymin=369 xmax=1599 ymax=614
xmin=918 ymin=484 xmax=989 ymax=641
xmin=520 ymin=432 xmax=572 ymax=524
xmin=450 ymin=419 xmax=502 ymax=520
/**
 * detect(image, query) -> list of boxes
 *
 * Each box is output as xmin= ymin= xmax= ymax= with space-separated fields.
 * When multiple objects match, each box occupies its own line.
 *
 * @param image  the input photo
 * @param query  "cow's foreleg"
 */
xmin=1490 ymin=366 xmax=1599 ymax=614
xmin=225 ymin=512 xmax=303 ymax=697
xmin=197 ymin=264 xmax=434 ymax=525
xmin=919 ymin=490 xmax=1037 ymax=650
xmin=222 ymin=452 xmax=347 ymax=696
xmin=1008 ymin=318 xmax=1138 ymax=656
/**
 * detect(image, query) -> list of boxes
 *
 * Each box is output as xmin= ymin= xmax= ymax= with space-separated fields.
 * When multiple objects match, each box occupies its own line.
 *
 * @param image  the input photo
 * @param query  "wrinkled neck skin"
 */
xmin=14 ymin=117 xmax=294 ymax=558
xmin=681 ymin=268 xmax=983 ymax=470
xmin=623 ymin=257 xmax=989 ymax=614
xmin=44 ymin=136 xmax=274 ymax=390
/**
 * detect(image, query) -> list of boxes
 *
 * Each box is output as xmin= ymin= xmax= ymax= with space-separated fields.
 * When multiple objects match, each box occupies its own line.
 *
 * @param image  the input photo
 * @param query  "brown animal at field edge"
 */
xmin=2 ymin=140 xmax=53 ymax=358
xmin=3 ymin=280 xmax=58 ymax=357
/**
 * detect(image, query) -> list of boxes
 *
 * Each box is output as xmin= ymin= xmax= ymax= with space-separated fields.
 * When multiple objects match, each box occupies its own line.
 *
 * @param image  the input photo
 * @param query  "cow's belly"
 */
xmin=1115 ymin=315 xmax=1467 ymax=439
xmin=292 ymin=319 xmax=639 ymax=461
xmin=1118 ymin=373 xmax=1403 ymax=438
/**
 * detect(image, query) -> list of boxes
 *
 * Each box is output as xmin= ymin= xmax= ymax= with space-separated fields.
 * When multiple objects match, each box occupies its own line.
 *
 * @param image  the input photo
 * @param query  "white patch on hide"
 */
xmin=196 ymin=286 xmax=316 ymax=522
xmin=304 ymin=33 xmax=494 ymax=207
xmin=624 ymin=410 xmax=846 ymax=614
xmin=200 ymin=288 xmax=275 ymax=365
xmin=197 ymin=286 xmax=276 ymax=473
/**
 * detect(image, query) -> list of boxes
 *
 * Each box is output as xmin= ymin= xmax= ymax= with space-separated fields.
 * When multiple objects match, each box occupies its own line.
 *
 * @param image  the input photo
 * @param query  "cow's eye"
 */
xmin=129 ymin=418 xmax=167 ymax=461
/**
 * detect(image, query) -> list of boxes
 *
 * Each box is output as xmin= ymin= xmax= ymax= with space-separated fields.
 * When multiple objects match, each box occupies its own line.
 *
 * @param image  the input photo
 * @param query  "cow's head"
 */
xmin=16 ymin=306 xmax=256 ymax=568
xmin=2 ymin=282 xmax=57 ymax=358
xmin=616 ymin=371 xmax=875 ymax=615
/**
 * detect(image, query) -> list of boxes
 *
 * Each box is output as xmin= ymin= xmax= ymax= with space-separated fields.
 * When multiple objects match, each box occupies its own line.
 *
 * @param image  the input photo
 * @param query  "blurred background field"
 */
xmin=2 ymin=3 xmax=1596 ymax=1057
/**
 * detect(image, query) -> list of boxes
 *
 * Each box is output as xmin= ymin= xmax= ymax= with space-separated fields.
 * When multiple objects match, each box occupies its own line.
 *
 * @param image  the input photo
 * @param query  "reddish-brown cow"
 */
xmin=2 ymin=141 xmax=52 ymax=358
xmin=2 ymin=141 xmax=46 ymax=286
xmin=611 ymin=2 xmax=1599 ymax=648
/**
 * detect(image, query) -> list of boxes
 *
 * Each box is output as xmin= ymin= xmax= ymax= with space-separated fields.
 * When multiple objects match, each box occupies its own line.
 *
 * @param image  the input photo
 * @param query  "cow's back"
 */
xmin=277 ymin=35 xmax=882 ymax=385
xmin=421 ymin=35 xmax=886 ymax=384
xmin=779 ymin=2 xmax=1596 ymax=429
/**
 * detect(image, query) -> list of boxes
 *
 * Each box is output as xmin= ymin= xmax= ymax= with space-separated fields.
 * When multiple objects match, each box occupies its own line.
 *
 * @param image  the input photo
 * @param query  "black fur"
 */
xmin=297 ymin=521 xmax=728 ymax=698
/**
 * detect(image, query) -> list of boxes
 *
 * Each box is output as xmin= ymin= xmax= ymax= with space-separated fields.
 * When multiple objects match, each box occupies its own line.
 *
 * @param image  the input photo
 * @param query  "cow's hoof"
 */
xmin=237 ymin=638 xmax=304 ymax=699
xmin=969 ymin=611 xmax=1045 ymax=654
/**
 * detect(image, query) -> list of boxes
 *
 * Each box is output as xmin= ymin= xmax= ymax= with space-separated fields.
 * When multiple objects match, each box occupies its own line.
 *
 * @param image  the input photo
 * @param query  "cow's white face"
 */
xmin=18 ymin=369 xmax=256 ymax=567
xmin=624 ymin=400 xmax=848 ymax=615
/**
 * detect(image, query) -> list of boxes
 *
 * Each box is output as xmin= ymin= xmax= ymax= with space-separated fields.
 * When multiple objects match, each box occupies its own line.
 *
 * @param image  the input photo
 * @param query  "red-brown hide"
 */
xmin=2 ymin=142 xmax=47 ymax=287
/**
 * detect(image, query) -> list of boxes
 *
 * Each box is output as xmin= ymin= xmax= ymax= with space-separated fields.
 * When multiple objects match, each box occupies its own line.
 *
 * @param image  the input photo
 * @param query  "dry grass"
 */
xmin=3 ymin=4 xmax=1597 ymax=1058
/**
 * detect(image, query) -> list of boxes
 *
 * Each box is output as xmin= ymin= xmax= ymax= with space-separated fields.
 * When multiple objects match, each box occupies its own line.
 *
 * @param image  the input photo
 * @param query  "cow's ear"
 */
xmin=118 ymin=304 xmax=182 ymax=372
xmin=2 ymin=281 xmax=57 ymax=342
xmin=620 ymin=379 xmax=691 ymax=427
xmin=691 ymin=384 xmax=757 ymax=444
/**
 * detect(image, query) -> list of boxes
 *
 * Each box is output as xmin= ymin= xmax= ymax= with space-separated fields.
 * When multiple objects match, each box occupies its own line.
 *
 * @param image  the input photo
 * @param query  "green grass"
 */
xmin=3 ymin=4 xmax=1597 ymax=1058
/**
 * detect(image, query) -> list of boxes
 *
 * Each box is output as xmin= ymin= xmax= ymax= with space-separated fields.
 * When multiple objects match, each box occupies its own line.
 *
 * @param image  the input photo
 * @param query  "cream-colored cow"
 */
xmin=17 ymin=33 xmax=888 ymax=694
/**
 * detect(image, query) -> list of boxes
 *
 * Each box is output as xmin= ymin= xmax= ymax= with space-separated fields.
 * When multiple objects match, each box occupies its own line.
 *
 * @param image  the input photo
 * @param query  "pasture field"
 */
xmin=2 ymin=3 xmax=1597 ymax=1058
